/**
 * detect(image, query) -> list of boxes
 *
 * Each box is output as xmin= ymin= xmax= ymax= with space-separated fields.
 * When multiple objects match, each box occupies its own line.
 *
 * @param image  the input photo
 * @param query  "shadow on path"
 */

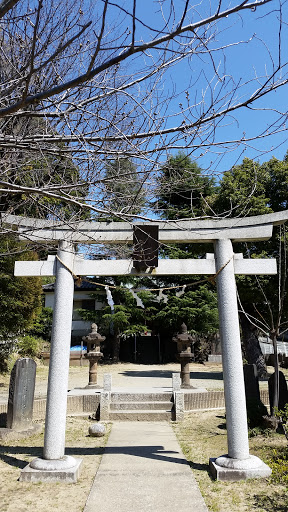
xmin=0 ymin=444 xmax=188 ymax=468
xmin=102 ymin=445 xmax=188 ymax=465
xmin=0 ymin=445 xmax=104 ymax=470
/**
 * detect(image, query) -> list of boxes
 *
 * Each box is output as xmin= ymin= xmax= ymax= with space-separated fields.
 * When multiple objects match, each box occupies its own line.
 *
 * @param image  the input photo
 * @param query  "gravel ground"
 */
xmin=0 ymin=361 xmax=275 ymax=404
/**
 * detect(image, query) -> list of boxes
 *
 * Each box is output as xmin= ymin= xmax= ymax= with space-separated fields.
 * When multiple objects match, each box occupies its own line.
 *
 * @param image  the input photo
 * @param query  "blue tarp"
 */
xmin=70 ymin=345 xmax=87 ymax=351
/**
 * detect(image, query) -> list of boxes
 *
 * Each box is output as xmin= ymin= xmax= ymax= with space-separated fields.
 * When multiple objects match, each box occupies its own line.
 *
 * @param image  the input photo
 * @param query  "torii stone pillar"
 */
xmin=209 ymin=239 xmax=270 ymax=480
xmin=43 ymin=241 xmax=76 ymax=460
xmin=20 ymin=240 xmax=82 ymax=482
xmin=215 ymin=239 xmax=249 ymax=460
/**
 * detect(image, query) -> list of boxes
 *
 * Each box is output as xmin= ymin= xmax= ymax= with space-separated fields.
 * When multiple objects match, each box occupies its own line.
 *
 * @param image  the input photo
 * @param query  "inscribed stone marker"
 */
xmin=243 ymin=364 xmax=260 ymax=402
xmin=6 ymin=358 xmax=36 ymax=430
xmin=268 ymin=371 xmax=288 ymax=415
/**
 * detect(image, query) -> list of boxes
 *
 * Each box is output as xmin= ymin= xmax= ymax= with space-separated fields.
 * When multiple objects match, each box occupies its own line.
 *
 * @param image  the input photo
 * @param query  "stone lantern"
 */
xmin=172 ymin=323 xmax=195 ymax=389
xmin=83 ymin=324 xmax=105 ymax=388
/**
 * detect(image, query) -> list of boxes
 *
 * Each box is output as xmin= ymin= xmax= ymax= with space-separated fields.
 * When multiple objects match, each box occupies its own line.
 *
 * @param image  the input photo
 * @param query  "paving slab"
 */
xmin=84 ymin=421 xmax=208 ymax=512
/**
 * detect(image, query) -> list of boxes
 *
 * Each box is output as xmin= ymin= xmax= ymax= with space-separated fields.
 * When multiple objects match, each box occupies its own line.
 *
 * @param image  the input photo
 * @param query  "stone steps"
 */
xmin=110 ymin=392 xmax=173 ymax=402
xmin=110 ymin=401 xmax=172 ymax=411
xmin=107 ymin=392 xmax=174 ymax=421
xmin=109 ymin=410 xmax=173 ymax=421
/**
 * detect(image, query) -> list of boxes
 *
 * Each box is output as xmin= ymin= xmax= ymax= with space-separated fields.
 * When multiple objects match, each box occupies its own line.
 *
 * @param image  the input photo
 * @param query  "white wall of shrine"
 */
xmin=44 ymin=286 xmax=104 ymax=339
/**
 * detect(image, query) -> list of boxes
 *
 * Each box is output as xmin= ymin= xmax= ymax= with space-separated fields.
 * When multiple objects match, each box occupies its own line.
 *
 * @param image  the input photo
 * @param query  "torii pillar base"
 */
xmin=209 ymin=456 xmax=271 ymax=481
xmin=20 ymin=457 xmax=82 ymax=483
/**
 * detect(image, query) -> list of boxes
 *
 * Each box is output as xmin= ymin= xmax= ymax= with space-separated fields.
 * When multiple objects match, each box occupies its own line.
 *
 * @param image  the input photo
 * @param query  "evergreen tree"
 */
xmin=153 ymin=151 xmax=219 ymax=349
xmin=0 ymin=237 xmax=43 ymax=337
xmin=157 ymin=151 xmax=215 ymax=219
xmin=0 ymin=235 xmax=43 ymax=371
xmin=78 ymin=277 xmax=153 ymax=361
xmin=102 ymin=158 xmax=145 ymax=220
xmin=212 ymin=157 xmax=272 ymax=217
xmin=213 ymin=155 xmax=288 ymax=379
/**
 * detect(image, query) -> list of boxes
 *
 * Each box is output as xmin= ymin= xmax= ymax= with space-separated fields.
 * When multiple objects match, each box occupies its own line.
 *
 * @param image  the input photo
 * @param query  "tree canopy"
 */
xmin=1 ymin=0 xmax=288 ymax=226
xmin=0 ymin=237 xmax=42 ymax=336
xmin=212 ymin=154 xmax=288 ymax=376
xmin=156 ymin=151 xmax=215 ymax=219
xmin=101 ymin=158 xmax=146 ymax=220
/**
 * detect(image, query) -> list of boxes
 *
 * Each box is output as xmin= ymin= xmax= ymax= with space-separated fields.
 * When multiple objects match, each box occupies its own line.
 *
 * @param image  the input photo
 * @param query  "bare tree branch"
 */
xmin=0 ymin=0 xmax=271 ymax=117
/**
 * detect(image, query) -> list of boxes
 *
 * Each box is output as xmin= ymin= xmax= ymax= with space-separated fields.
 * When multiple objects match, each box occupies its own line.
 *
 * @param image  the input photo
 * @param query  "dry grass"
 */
xmin=1 ymin=411 xmax=287 ymax=512
xmin=0 ymin=417 xmax=110 ymax=512
xmin=1 ymin=363 xmax=288 ymax=511
xmin=174 ymin=410 xmax=288 ymax=512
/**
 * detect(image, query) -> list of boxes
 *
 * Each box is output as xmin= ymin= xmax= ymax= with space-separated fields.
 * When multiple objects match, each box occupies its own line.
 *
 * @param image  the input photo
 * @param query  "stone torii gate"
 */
xmin=4 ymin=210 xmax=288 ymax=482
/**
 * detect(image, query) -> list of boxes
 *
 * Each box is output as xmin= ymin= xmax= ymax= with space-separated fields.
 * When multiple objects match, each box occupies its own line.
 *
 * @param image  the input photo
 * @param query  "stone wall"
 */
xmin=0 ymin=394 xmax=100 ymax=421
xmin=184 ymin=389 xmax=269 ymax=412
xmin=41 ymin=352 xmax=89 ymax=367
xmin=0 ymin=389 xmax=270 ymax=420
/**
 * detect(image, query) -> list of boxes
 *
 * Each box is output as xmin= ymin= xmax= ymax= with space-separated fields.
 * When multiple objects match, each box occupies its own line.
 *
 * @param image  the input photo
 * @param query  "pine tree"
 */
xmin=0 ymin=237 xmax=43 ymax=337
xmin=157 ymin=151 xmax=215 ymax=219
xmin=213 ymin=155 xmax=288 ymax=379
xmin=102 ymin=158 xmax=145 ymax=220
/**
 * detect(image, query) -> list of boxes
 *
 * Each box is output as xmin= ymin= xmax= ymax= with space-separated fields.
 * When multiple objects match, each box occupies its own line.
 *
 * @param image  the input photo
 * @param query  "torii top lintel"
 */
xmin=2 ymin=211 xmax=288 ymax=244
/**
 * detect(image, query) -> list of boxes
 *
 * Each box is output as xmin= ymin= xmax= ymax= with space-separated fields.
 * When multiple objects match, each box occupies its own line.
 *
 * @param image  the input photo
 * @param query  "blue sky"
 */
xmin=131 ymin=1 xmax=288 ymax=175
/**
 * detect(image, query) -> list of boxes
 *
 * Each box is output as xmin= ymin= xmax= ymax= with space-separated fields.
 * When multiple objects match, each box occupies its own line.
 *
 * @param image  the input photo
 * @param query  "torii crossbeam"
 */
xmin=4 ymin=211 xmax=288 ymax=482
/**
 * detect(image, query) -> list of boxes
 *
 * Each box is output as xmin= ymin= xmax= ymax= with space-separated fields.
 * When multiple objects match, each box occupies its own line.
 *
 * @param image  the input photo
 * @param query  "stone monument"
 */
xmin=0 ymin=358 xmax=41 ymax=440
xmin=83 ymin=324 xmax=104 ymax=388
xmin=243 ymin=364 xmax=260 ymax=402
xmin=268 ymin=370 xmax=288 ymax=415
xmin=173 ymin=323 xmax=195 ymax=389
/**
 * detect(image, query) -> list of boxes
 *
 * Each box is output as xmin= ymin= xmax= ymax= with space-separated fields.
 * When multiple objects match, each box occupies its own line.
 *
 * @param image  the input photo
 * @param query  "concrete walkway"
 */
xmin=84 ymin=421 xmax=208 ymax=512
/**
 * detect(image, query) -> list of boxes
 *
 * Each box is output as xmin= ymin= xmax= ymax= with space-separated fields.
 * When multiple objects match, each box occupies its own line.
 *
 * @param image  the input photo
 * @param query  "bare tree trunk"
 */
xmin=271 ymin=331 xmax=279 ymax=415
xmin=112 ymin=332 xmax=121 ymax=362
xmin=239 ymin=313 xmax=267 ymax=378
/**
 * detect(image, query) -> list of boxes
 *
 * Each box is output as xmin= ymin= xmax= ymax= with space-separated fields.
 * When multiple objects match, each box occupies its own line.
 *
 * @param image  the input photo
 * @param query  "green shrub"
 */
xmin=269 ymin=447 xmax=288 ymax=484
xmin=0 ymin=340 xmax=15 ymax=373
xmin=248 ymin=426 xmax=274 ymax=438
xmin=28 ymin=307 xmax=53 ymax=341
xmin=17 ymin=335 xmax=42 ymax=358
xmin=274 ymin=403 xmax=288 ymax=440
xmin=193 ymin=335 xmax=212 ymax=363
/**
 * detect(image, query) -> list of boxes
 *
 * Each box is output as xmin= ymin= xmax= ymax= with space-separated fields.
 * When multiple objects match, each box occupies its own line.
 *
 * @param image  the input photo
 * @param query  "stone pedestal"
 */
xmin=173 ymin=323 xmax=195 ymax=389
xmin=19 ymin=457 xmax=82 ymax=483
xmin=179 ymin=352 xmax=193 ymax=389
xmin=209 ymin=456 xmax=271 ymax=481
xmin=85 ymin=352 xmax=103 ymax=388
xmin=83 ymin=324 xmax=105 ymax=388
